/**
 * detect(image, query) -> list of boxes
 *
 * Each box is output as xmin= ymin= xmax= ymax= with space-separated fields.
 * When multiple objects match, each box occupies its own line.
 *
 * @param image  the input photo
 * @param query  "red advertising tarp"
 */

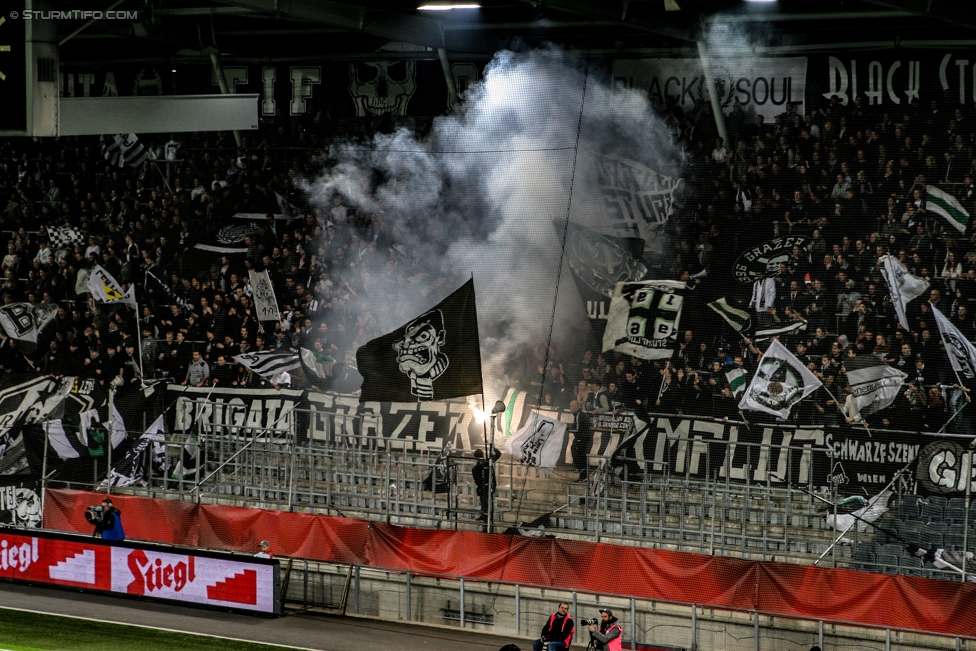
xmin=44 ymin=488 xmax=976 ymax=638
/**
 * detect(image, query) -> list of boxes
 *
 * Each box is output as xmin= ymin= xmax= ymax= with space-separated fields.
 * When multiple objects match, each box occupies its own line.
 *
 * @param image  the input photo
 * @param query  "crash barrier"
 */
xmin=0 ymin=524 xmax=279 ymax=614
xmin=43 ymin=488 xmax=976 ymax=639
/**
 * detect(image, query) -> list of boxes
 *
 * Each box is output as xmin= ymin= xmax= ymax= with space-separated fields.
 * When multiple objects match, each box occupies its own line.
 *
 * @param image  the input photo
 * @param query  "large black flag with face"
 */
xmin=356 ymin=279 xmax=483 ymax=402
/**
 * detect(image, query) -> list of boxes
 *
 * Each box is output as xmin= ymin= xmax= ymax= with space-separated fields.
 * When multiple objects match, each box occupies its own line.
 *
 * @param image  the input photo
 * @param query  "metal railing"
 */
xmin=97 ymin=401 xmax=967 ymax=582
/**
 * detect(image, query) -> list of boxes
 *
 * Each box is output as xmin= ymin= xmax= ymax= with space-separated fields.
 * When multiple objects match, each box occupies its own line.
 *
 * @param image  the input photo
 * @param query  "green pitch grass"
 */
xmin=0 ymin=608 xmax=307 ymax=651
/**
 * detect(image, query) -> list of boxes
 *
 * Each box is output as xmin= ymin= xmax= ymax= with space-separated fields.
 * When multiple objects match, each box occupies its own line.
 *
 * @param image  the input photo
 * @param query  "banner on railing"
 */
xmin=169 ymin=384 xmax=305 ymax=439
xmin=167 ymin=384 xmax=938 ymax=493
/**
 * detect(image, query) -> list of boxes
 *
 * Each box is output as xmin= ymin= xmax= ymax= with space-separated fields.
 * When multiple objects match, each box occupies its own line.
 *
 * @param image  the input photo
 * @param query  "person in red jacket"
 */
xmin=534 ymin=602 xmax=575 ymax=651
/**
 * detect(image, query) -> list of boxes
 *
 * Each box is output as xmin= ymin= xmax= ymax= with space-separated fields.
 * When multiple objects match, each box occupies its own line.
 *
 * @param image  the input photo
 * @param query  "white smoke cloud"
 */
xmin=304 ymin=45 xmax=678 ymax=401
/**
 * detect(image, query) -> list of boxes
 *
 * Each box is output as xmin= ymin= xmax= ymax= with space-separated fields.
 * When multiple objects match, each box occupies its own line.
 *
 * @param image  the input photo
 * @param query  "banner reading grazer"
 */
xmin=611 ymin=57 xmax=807 ymax=121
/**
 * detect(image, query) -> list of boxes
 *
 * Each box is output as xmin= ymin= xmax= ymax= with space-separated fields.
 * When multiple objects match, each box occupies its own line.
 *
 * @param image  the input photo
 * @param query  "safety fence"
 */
xmin=42 ymin=488 xmax=976 ymax=643
xmin=134 ymin=400 xmax=952 ymax=576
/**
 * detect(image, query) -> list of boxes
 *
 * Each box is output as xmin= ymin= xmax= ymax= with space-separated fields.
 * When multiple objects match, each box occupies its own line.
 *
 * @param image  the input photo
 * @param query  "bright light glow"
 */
xmin=418 ymin=3 xmax=480 ymax=10
xmin=472 ymin=408 xmax=488 ymax=424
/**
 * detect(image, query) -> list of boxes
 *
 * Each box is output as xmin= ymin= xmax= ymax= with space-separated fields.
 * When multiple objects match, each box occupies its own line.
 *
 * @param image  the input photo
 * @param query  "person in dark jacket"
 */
xmin=534 ymin=602 xmax=575 ymax=651
xmin=472 ymin=445 xmax=501 ymax=528
xmin=84 ymin=498 xmax=125 ymax=540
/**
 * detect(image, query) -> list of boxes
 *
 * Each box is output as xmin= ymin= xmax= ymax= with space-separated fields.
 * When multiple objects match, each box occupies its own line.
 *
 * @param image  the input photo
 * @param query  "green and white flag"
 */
xmin=708 ymin=298 xmax=750 ymax=332
xmin=738 ymin=339 xmax=822 ymax=419
xmin=726 ymin=368 xmax=748 ymax=397
xmin=755 ymin=320 xmax=808 ymax=341
xmin=926 ymin=185 xmax=970 ymax=233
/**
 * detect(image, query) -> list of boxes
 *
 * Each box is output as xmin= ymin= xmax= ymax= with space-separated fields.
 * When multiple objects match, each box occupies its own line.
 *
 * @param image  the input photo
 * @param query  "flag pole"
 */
xmin=134 ymin=299 xmax=144 ymax=379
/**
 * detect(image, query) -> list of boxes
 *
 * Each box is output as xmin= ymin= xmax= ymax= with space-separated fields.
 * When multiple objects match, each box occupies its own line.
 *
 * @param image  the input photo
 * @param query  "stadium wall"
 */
xmin=44 ymin=488 xmax=976 ymax=639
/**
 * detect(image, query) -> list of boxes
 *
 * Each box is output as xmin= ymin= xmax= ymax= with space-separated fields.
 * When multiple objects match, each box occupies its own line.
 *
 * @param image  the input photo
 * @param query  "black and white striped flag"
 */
xmin=233 ymin=351 xmax=300 ymax=379
xmin=100 ymin=134 xmax=151 ymax=168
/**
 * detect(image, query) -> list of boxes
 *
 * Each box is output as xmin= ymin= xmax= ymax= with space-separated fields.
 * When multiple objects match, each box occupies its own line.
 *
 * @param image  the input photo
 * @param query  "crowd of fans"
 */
xmin=519 ymin=93 xmax=976 ymax=434
xmin=0 ymin=123 xmax=374 ymax=393
xmin=1 ymin=89 xmax=975 ymax=436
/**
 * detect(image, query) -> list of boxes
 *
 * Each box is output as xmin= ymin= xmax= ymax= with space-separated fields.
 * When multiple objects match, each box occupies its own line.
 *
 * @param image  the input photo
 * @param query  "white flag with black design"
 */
xmin=275 ymin=192 xmax=303 ymax=222
xmin=48 ymin=227 xmax=84 ymax=249
xmin=603 ymin=280 xmax=688 ymax=361
xmin=933 ymin=306 xmax=976 ymax=381
xmin=738 ymin=339 xmax=822 ymax=419
xmin=100 ymin=416 xmax=166 ymax=488
xmin=87 ymin=265 xmax=136 ymax=307
xmin=844 ymin=354 xmax=908 ymax=416
xmin=0 ymin=303 xmax=58 ymax=343
xmin=234 ymin=350 xmax=300 ymax=379
xmin=100 ymin=134 xmax=151 ymax=168
xmin=506 ymin=412 xmax=566 ymax=470
xmin=879 ymin=255 xmax=929 ymax=331
xmin=248 ymin=270 xmax=280 ymax=321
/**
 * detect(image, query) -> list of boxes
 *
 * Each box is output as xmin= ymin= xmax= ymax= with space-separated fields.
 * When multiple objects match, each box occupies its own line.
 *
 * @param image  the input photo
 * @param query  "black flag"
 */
xmin=356 ymin=278 xmax=483 ymax=402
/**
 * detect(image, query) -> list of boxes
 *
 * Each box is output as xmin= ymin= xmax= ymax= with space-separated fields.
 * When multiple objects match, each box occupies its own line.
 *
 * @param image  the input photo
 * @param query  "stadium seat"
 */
xmin=882 ymin=543 xmax=905 ymax=557
xmin=858 ymin=541 xmax=881 ymax=557
xmin=920 ymin=503 xmax=944 ymax=523
xmin=929 ymin=496 xmax=949 ymax=508
xmin=945 ymin=533 xmax=966 ymax=551
xmin=946 ymin=507 xmax=967 ymax=525
xmin=921 ymin=530 xmax=944 ymax=549
xmin=949 ymin=497 xmax=967 ymax=510
xmin=930 ymin=522 xmax=948 ymax=534
xmin=897 ymin=500 xmax=920 ymax=520
xmin=853 ymin=548 xmax=876 ymax=570
xmin=900 ymin=529 xmax=921 ymax=546
xmin=900 ymin=556 xmax=923 ymax=576
xmin=877 ymin=553 xmax=900 ymax=574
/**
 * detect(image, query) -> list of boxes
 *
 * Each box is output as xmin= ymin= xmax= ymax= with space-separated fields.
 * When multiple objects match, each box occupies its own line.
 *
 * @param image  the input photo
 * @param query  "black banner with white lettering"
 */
xmin=808 ymin=52 xmax=976 ymax=115
xmin=167 ymin=383 xmax=948 ymax=495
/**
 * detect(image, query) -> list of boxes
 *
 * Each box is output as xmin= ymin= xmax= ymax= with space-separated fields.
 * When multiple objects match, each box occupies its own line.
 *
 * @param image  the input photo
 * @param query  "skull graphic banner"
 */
xmin=356 ymin=279 xmax=483 ymax=403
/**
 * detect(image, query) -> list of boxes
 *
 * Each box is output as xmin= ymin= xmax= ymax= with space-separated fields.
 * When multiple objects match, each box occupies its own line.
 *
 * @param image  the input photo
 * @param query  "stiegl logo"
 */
xmin=0 ymin=537 xmax=38 ymax=572
xmin=127 ymin=549 xmax=196 ymax=594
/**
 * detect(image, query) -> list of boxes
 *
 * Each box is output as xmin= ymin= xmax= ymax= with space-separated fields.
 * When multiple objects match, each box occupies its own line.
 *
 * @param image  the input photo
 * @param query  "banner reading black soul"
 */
xmin=357 ymin=279 xmax=483 ymax=403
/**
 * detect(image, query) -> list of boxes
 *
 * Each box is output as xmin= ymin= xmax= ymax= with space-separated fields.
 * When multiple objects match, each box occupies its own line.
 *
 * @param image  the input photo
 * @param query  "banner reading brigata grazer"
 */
xmin=0 ymin=528 xmax=279 ymax=614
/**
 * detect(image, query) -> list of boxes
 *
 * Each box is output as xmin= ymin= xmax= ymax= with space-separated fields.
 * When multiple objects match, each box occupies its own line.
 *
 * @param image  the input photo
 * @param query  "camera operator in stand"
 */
xmin=534 ymin=602 xmax=575 ymax=651
xmin=587 ymin=608 xmax=622 ymax=651
xmin=84 ymin=498 xmax=125 ymax=540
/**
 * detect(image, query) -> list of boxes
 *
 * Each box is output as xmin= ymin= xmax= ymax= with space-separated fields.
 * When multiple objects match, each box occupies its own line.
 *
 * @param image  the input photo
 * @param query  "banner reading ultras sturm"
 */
xmin=611 ymin=58 xmax=808 ymax=122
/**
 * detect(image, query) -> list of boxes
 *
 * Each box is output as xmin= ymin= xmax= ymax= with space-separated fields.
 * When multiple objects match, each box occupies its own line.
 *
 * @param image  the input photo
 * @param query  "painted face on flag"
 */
xmin=12 ymin=488 xmax=41 ymax=527
xmin=750 ymin=355 xmax=804 ymax=408
xmin=393 ymin=309 xmax=449 ymax=399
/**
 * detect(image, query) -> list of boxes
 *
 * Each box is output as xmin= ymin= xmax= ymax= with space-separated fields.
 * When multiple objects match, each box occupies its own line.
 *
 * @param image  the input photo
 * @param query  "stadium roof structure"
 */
xmin=57 ymin=0 xmax=976 ymax=67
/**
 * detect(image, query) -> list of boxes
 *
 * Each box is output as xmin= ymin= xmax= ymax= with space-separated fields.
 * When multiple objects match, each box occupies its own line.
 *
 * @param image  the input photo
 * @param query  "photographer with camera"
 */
xmin=533 ymin=602 xmax=575 ymax=651
xmin=84 ymin=498 xmax=125 ymax=541
xmin=586 ymin=609 xmax=622 ymax=651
